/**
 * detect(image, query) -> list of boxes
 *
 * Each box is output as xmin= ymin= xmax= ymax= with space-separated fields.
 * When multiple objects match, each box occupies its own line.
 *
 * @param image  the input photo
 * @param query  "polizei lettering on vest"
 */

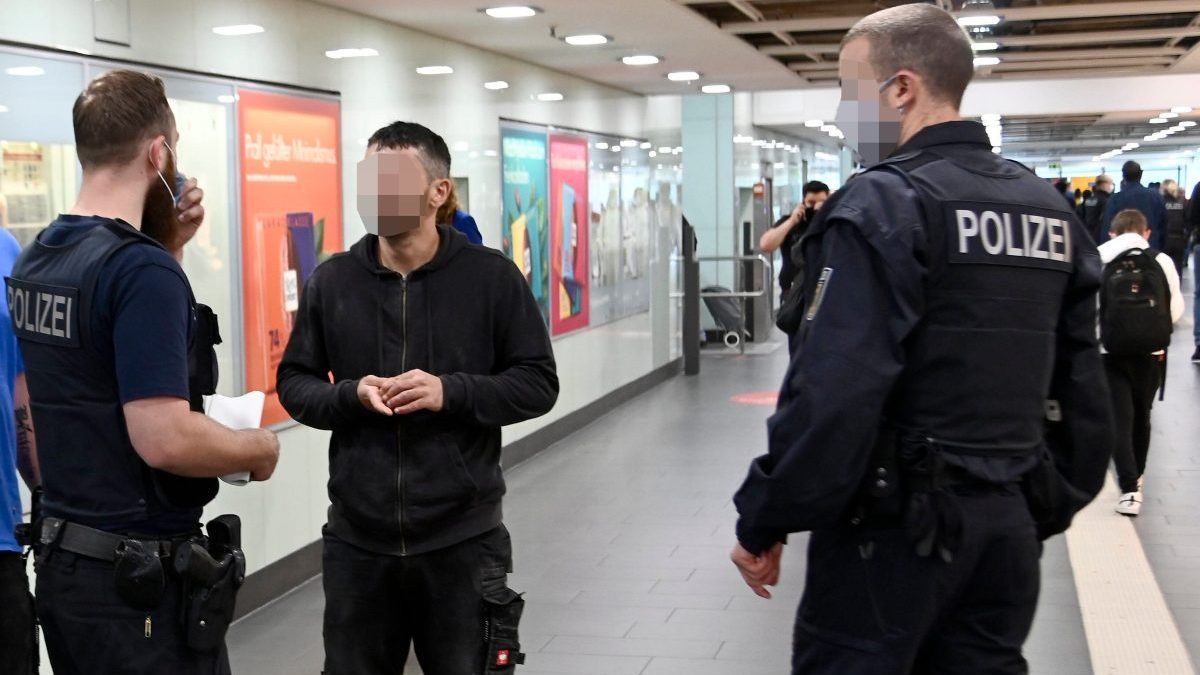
xmin=6 ymin=279 xmax=79 ymax=346
xmin=955 ymin=209 xmax=1072 ymax=264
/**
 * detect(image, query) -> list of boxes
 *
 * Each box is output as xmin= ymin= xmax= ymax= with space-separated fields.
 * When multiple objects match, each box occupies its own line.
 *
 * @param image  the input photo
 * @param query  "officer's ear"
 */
xmin=147 ymin=135 xmax=170 ymax=174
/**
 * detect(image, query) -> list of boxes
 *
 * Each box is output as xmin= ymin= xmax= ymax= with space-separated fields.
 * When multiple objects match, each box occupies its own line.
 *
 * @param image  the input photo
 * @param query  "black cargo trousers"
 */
xmin=791 ymin=485 xmax=1041 ymax=675
xmin=322 ymin=524 xmax=524 ymax=675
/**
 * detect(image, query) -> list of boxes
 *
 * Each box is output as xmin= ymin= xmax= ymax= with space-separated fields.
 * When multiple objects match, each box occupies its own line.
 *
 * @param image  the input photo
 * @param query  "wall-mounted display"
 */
xmin=500 ymin=125 xmax=550 ymax=324
xmin=239 ymin=89 xmax=343 ymax=426
xmin=549 ymin=134 xmax=589 ymax=336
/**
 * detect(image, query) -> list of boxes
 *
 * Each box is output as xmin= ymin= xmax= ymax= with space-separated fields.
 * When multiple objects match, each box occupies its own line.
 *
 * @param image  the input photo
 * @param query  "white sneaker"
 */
xmin=1116 ymin=492 xmax=1142 ymax=517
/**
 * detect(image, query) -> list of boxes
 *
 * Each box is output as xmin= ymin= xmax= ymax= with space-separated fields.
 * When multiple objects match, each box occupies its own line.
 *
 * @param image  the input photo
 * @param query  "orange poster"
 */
xmin=238 ymin=89 xmax=342 ymax=426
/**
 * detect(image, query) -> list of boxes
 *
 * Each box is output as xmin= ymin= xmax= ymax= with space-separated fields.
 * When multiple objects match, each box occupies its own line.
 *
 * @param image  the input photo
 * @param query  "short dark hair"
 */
xmin=803 ymin=181 xmax=831 ymax=196
xmin=367 ymin=121 xmax=451 ymax=181
xmin=73 ymin=70 xmax=174 ymax=169
xmin=1111 ymin=209 xmax=1148 ymax=236
xmin=842 ymin=4 xmax=975 ymax=107
xmin=1122 ymin=161 xmax=1143 ymax=183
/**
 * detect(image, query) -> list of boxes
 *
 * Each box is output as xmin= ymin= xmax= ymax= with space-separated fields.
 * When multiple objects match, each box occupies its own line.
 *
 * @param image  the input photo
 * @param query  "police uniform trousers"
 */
xmin=36 ymin=548 xmax=231 ymax=675
xmin=322 ymin=524 xmax=515 ymax=675
xmin=0 ymin=551 xmax=36 ymax=674
xmin=792 ymin=484 xmax=1040 ymax=675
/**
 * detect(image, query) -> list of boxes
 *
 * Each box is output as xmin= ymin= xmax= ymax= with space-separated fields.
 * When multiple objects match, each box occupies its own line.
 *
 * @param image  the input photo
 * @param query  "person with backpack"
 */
xmin=1098 ymin=209 xmax=1184 ymax=516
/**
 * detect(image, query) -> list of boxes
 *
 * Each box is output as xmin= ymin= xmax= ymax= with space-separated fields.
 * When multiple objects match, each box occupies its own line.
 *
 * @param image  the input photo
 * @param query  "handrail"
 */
xmin=672 ymin=254 xmax=773 ymax=354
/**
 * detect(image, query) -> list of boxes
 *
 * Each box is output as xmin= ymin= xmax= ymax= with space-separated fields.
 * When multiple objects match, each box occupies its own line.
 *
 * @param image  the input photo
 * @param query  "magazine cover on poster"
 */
xmin=238 ymin=89 xmax=343 ymax=426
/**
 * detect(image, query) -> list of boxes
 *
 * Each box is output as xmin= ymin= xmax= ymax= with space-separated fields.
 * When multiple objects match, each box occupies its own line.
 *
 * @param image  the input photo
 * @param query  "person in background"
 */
xmin=759 ymin=181 xmax=831 ymax=295
xmin=1074 ymin=188 xmax=1083 ymax=207
xmin=1082 ymin=174 xmax=1114 ymax=244
xmin=437 ymin=181 xmax=483 ymax=245
xmin=277 ymin=121 xmax=558 ymax=675
xmin=0 ymin=225 xmax=38 ymax=675
xmin=1077 ymin=189 xmax=1092 ymax=220
xmin=1103 ymin=161 xmax=1167 ymax=250
xmin=1161 ymin=179 xmax=1190 ymax=275
xmin=1098 ymin=209 xmax=1183 ymax=516
xmin=1189 ymin=179 xmax=1200 ymax=363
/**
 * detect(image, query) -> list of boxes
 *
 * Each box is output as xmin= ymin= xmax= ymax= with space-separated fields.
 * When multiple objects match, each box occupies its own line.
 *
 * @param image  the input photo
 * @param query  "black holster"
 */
xmin=175 ymin=515 xmax=246 ymax=652
xmin=482 ymin=583 xmax=526 ymax=673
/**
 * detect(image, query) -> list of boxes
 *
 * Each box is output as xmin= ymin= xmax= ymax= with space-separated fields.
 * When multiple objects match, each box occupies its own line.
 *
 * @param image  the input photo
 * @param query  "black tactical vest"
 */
xmin=7 ymin=219 xmax=218 ymax=531
xmin=871 ymin=146 xmax=1080 ymax=454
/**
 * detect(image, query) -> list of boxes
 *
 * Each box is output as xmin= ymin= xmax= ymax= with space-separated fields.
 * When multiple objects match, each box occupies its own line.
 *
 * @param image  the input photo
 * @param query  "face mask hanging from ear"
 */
xmin=141 ymin=140 xmax=183 ymax=247
xmin=834 ymin=72 xmax=905 ymax=167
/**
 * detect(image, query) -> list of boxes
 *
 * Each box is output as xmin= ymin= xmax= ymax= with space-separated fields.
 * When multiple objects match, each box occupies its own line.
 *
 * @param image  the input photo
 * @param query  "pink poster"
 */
xmin=549 ymin=134 xmax=590 ymax=336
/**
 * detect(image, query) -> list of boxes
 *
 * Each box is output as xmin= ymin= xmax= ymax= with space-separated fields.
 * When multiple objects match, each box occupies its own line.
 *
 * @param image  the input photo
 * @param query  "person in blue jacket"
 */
xmin=730 ymin=5 xmax=1113 ymax=674
xmin=1102 ymin=161 xmax=1167 ymax=250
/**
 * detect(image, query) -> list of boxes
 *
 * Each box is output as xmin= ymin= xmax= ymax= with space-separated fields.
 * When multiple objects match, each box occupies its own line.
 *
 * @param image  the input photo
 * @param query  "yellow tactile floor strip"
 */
xmin=1065 ymin=476 xmax=1196 ymax=674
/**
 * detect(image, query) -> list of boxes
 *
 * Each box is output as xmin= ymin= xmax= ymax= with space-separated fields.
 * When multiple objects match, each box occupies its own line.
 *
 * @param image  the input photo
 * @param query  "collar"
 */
xmin=892 ymin=121 xmax=991 ymax=155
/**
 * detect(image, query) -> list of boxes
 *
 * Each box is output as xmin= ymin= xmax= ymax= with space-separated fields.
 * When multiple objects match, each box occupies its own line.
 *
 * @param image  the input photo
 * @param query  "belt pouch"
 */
xmin=113 ymin=539 xmax=166 ymax=611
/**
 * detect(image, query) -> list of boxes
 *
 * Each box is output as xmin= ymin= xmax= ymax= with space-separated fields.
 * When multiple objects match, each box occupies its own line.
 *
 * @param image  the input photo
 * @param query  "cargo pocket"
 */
xmin=482 ymin=587 xmax=525 ymax=674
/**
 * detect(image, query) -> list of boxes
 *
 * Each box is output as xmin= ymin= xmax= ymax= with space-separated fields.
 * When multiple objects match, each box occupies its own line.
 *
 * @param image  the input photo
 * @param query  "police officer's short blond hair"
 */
xmin=842 ymin=4 xmax=975 ymax=107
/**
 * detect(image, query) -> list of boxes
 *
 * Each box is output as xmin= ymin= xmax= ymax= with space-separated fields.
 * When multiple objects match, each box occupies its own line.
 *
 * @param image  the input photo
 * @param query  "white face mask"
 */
xmin=834 ymin=72 xmax=904 ymax=166
xmin=153 ymin=141 xmax=179 ymax=204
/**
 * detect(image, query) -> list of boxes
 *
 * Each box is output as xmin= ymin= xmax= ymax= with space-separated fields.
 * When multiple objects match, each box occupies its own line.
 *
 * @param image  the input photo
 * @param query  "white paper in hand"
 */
xmin=203 ymin=391 xmax=267 ymax=486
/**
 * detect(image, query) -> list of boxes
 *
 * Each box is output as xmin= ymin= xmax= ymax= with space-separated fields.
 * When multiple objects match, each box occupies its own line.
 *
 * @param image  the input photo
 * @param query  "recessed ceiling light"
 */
xmin=819 ymin=124 xmax=836 ymax=133
xmin=702 ymin=84 xmax=731 ymax=94
xmin=416 ymin=66 xmax=454 ymax=75
xmin=325 ymin=48 xmax=378 ymax=59
xmin=639 ymin=142 xmax=652 ymax=149
xmin=1171 ymin=106 xmax=1193 ymax=113
xmin=622 ymin=55 xmax=660 ymax=66
xmin=610 ymin=145 xmax=621 ymax=152
xmin=483 ymin=6 xmax=539 ymax=19
xmin=1149 ymin=118 xmax=1168 ymax=124
xmin=535 ymin=92 xmax=564 ymax=102
xmin=973 ymin=56 xmax=1001 ymax=67
xmin=620 ymin=139 xmax=638 ymax=148
xmin=5 ymin=66 xmax=44 ymax=77
xmin=667 ymin=71 xmax=701 ymax=82
xmin=1180 ymin=121 xmax=1197 ymax=128
xmin=673 ymin=146 xmax=683 ymax=154
xmin=212 ymin=24 xmax=264 ymax=36
xmin=804 ymin=120 xmax=824 ymax=128
xmin=564 ymin=34 xmax=609 ymax=46
xmin=972 ymin=41 xmax=999 ymax=51
xmin=594 ymin=142 xmax=609 ymax=150
xmin=1161 ymin=112 xmax=1179 ymax=119
xmin=217 ymin=94 xmax=237 ymax=104
xmin=649 ymin=150 xmax=657 ymax=157
xmin=484 ymin=80 xmax=509 ymax=90
xmin=958 ymin=15 xmax=1002 ymax=27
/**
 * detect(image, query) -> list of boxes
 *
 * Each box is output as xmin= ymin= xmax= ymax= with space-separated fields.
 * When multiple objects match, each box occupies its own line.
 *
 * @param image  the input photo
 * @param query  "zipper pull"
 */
xmin=144 ymin=615 xmax=152 ymax=638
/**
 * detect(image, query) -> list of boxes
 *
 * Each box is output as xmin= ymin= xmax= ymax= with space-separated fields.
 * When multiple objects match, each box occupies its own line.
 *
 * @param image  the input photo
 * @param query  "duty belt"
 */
xmin=38 ymin=517 xmax=181 ymax=562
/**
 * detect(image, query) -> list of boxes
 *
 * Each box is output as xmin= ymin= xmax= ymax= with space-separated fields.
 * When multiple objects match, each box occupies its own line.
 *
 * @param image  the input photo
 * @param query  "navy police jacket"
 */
xmin=734 ymin=122 xmax=1114 ymax=553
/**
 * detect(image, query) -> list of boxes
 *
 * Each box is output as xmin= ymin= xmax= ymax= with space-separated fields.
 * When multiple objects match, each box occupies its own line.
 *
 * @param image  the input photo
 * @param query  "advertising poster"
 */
xmin=238 ymin=89 xmax=342 ymax=426
xmin=500 ymin=126 xmax=550 ymax=324
xmin=588 ymin=139 xmax=623 ymax=326
xmin=549 ymin=134 xmax=590 ymax=336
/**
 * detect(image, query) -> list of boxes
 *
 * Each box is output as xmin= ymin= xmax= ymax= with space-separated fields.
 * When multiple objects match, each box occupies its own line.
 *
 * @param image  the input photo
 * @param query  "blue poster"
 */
xmin=500 ymin=125 xmax=550 ymax=324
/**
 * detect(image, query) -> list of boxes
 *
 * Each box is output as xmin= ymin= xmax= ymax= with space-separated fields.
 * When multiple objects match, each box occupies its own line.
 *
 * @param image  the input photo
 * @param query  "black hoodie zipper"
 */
xmin=397 ymin=277 xmax=409 ymax=555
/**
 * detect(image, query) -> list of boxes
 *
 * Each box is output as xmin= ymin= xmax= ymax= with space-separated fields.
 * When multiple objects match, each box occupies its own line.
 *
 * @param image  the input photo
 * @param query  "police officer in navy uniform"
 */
xmin=7 ymin=70 xmax=279 ymax=674
xmin=730 ymin=6 xmax=1113 ymax=673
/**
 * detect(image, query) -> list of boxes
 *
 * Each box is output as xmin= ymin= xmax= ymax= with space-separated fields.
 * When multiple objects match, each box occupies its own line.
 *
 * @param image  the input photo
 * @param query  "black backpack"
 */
xmin=1100 ymin=247 xmax=1172 ymax=354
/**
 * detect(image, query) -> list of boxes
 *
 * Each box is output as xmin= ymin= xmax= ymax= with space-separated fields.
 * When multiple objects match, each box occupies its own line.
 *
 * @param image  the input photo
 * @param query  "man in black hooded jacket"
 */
xmin=277 ymin=121 xmax=558 ymax=675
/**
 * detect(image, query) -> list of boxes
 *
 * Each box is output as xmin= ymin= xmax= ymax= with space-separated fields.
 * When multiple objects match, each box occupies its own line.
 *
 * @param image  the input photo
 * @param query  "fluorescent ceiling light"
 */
xmin=702 ymin=84 xmax=731 ymax=94
xmin=595 ymin=142 xmax=610 ymax=151
xmin=648 ymin=151 xmax=657 ymax=157
xmin=673 ymin=146 xmax=682 ymax=154
xmin=564 ymin=34 xmax=609 ymax=46
xmin=1180 ymin=121 xmax=1197 ymax=128
xmin=610 ymin=145 xmax=621 ymax=152
xmin=973 ymin=56 xmax=1001 ymax=67
xmin=620 ymin=139 xmax=638 ymax=147
xmin=804 ymin=119 xmax=824 ymax=128
xmin=622 ymin=55 xmax=660 ymax=66
xmin=1171 ymin=106 xmax=1193 ymax=113
xmin=484 ymin=80 xmax=509 ymax=90
xmin=972 ymin=41 xmax=999 ymax=51
xmin=659 ymin=146 xmax=674 ymax=152
xmin=416 ymin=65 xmax=454 ymax=75
xmin=217 ymin=94 xmax=237 ymax=104
xmin=639 ymin=142 xmax=652 ymax=149
xmin=958 ymin=15 xmax=1002 ymax=27
xmin=5 ymin=66 xmax=44 ymax=77
xmin=483 ymin=6 xmax=539 ymax=19
xmin=1161 ymin=112 xmax=1179 ymax=119
xmin=535 ymin=92 xmax=564 ymax=101
xmin=1149 ymin=118 xmax=1168 ymax=124
xmin=815 ymin=151 xmax=838 ymax=161
xmin=667 ymin=71 xmax=701 ymax=82
xmin=818 ymin=125 xmax=835 ymax=133
xmin=325 ymin=48 xmax=378 ymax=59
xmin=212 ymin=24 xmax=264 ymax=36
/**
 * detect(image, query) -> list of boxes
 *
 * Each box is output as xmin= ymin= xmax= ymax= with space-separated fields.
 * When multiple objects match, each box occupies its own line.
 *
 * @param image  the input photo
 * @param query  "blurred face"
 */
xmin=1163 ymin=181 xmax=1178 ymax=198
xmin=357 ymin=147 xmax=447 ymax=237
xmin=1096 ymin=179 xmax=1113 ymax=194
xmin=835 ymin=38 xmax=903 ymax=166
xmin=804 ymin=191 xmax=829 ymax=211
